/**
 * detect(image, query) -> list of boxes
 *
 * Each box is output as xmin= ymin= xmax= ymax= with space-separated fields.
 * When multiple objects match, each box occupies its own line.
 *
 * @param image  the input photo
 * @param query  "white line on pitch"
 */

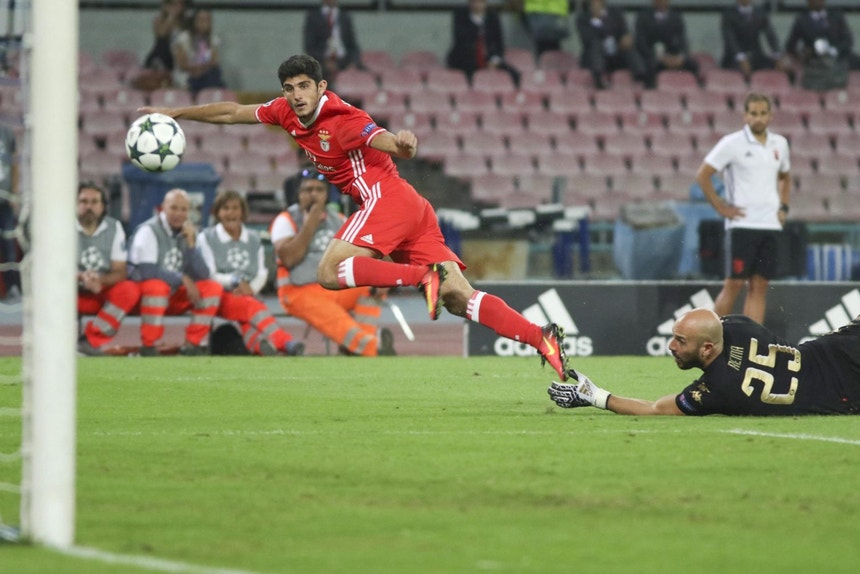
xmin=53 ymin=545 xmax=264 ymax=574
xmin=721 ymin=429 xmax=860 ymax=446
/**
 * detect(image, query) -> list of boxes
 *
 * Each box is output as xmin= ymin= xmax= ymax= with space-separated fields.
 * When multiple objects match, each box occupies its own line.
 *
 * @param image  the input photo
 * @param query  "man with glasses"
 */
xmin=139 ymin=53 xmax=569 ymax=380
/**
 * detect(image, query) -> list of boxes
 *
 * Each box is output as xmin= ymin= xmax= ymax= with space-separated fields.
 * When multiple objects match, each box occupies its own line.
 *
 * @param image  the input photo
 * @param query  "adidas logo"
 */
xmin=494 ymin=288 xmax=592 ymax=357
xmin=805 ymin=288 xmax=860 ymax=340
xmin=648 ymin=288 xmax=715 ymax=356
xmin=360 ymin=234 xmax=374 ymax=245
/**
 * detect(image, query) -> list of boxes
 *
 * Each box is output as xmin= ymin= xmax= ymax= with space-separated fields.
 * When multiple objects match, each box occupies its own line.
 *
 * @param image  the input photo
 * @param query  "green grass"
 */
xmin=2 ymin=355 xmax=860 ymax=573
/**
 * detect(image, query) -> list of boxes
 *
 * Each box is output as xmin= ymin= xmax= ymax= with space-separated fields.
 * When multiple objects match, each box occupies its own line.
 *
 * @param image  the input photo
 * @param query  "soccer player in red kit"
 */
xmin=139 ymin=53 xmax=569 ymax=380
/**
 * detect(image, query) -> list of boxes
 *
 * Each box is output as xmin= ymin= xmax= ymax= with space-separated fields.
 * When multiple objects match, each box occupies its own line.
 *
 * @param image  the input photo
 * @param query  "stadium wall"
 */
xmin=79 ymin=8 xmax=860 ymax=93
xmin=467 ymin=281 xmax=860 ymax=356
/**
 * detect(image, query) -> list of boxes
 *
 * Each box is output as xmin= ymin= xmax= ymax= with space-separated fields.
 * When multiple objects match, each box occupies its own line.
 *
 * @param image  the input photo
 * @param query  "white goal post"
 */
xmin=19 ymin=0 xmax=78 ymax=547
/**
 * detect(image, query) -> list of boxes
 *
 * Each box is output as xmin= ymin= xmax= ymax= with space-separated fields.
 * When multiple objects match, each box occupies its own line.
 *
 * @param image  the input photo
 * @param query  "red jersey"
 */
xmin=255 ymin=91 xmax=398 ymax=206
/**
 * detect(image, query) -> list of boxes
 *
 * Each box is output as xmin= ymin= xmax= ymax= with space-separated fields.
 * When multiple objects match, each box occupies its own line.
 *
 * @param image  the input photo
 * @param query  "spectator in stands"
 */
xmin=576 ymin=0 xmax=647 ymax=90
xmin=694 ymin=93 xmax=791 ymax=324
xmin=128 ymin=188 xmax=223 ymax=356
xmin=446 ymin=0 xmax=520 ymax=87
xmin=522 ymin=0 xmax=571 ymax=57
xmin=76 ymin=182 xmax=141 ymax=356
xmin=720 ymin=0 xmax=789 ymax=81
xmin=0 ymin=123 xmax=20 ymax=301
xmin=785 ymin=0 xmax=860 ymax=90
xmin=303 ymin=0 xmax=364 ymax=87
xmin=133 ymin=0 xmax=193 ymax=90
xmin=635 ymin=0 xmax=700 ymax=89
xmin=172 ymin=7 xmax=226 ymax=95
xmin=197 ymin=190 xmax=304 ymax=356
xmin=270 ymin=168 xmax=395 ymax=357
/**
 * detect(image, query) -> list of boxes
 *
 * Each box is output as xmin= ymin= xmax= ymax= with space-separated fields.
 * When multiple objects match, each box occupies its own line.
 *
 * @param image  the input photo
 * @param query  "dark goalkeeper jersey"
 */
xmin=676 ymin=315 xmax=860 ymax=416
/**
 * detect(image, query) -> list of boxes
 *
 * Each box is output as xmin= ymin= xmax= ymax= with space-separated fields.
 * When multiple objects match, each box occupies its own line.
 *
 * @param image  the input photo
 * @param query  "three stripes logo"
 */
xmin=493 ymin=288 xmax=593 ymax=357
xmin=647 ymin=289 xmax=715 ymax=356
xmin=802 ymin=289 xmax=860 ymax=343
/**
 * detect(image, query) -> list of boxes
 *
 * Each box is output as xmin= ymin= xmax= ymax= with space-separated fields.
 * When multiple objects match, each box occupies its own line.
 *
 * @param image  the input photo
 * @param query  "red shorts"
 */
xmin=335 ymin=178 xmax=465 ymax=269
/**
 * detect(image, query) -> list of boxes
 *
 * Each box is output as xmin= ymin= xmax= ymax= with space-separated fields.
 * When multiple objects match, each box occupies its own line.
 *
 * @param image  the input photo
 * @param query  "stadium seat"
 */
xmin=195 ymin=87 xmax=238 ymax=104
xmin=817 ymin=155 xmax=860 ymax=177
xmin=418 ymin=131 xmax=460 ymax=163
xmin=183 ymin=148 xmax=228 ymax=172
xmin=219 ymin=171 xmax=253 ymax=194
xmin=480 ymin=109 xmax=527 ymax=137
xmin=630 ymin=152 xmax=676 ymax=177
xmin=379 ymin=68 xmax=425 ymax=97
xmin=676 ymin=152 xmax=706 ymax=176
xmin=538 ymin=50 xmax=578 ymax=71
xmin=694 ymin=131 xmax=723 ymax=154
xmin=684 ymin=90 xmax=730 ymax=114
xmin=519 ymin=69 xmax=565 ymax=97
xmin=553 ymin=132 xmax=601 ymax=160
xmin=655 ymin=70 xmax=700 ymax=95
xmin=426 ymin=69 xmax=470 ymax=95
xmin=472 ymin=69 xmax=516 ymax=97
xmin=363 ymin=91 xmax=409 ymax=122
xmin=462 ymin=131 xmax=508 ymax=158
xmin=749 ymin=70 xmax=793 ymax=98
xmin=691 ymin=51 xmax=718 ymax=74
xmin=245 ymin=129 xmax=294 ymax=159
xmin=444 ymin=152 xmax=489 ymax=179
xmin=789 ymin=152 xmax=817 ymax=177
xmin=252 ymin=171 xmax=287 ymax=194
xmin=565 ymin=67 xmax=595 ymax=90
xmin=788 ymin=192 xmax=829 ymax=221
xmin=527 ymin=110 xmax=575 ymax=136
xmin=665 ymin=110 xmax=711 ymax=137
xmin=619 ymin=110 xmax=665 ymax=138
xmin=589 ymin=193 xmax=627 ymax=221
xmin=537 ymin=154 xmax=583 ymax=177
xmin=489 ymin=153 xmax=535 ymax=177
xmin=822 ymin=89 xmax=858 ymax=114
xmin=795 ymin=172 xmax=844 ymax=195
xmin=334 ymin=69 xmax=378 ymax=103
xmin=225 ymin=150 xmax=274 ymax=176
xmin=435 ymin=110 xmax=481 ymax=136
xmin=575 ymin=110 xmax=620 ymax=137
xmin=702 ymin=69 xmax=747 ymax=101
xmin=581 ymin=152 xmax=629 ymax=176
xmin=648 ymin=131 xmax=698 ymax=159
xmin=789 ymin=132 xmax=833 ymax=158
xmin=547 ymin=89 xmax=592 ymax=117
xmin=562 ymin=173 xmax=610 ymax=203
xmin=469 ymin=173 xmax=516 ymax=205
xmin=710 ymin=109 xmax=744 ymax=134
xmin=399 ymin=50 xmax=443 ymax=74
xmin=517 ymin=173 xmax=557 ymax=200
xmin=409 ymin=91 xmax=454 ymax=116
xmin=656 ymin=172 xmax=695 ymax=200
xmin=611 ymin=172 xmax=657 ymax=199
xmin=771 ymin=113 xmax=807 ymax=140
xmin=361 ymin=50 xmax=398 ymax=75
xmin=80 ymin=110 xmax=128 ymax=141
xmin=593 ymin=89 xmax=637 ymax=115
xmin=778 ymin=89 xmax=822 ymax=116
xmin=79 ymin=150 xmax=123 ymax=181
xmin=508 ymin=132 xmax=554 ymax=159
xmin=806 ymin=109 xmax=855 ymax=137
xmin=504 ymin=47 xmax=536 ymax=74
xmin=453 ymin=90 xmax=499 ymax=114
xmin=386 ymin=110 xmax=433 ymax=134
xmin=833 ymin=132 xmax=860 ymax=156
xmin=639 ymin=90 xmax=684 ymax=117
xmin=149 ymin=88 xmax=194 ymax=107
xmin=197 ymin=129 xmax=243 ymax=158
xmin=826 ymin=192 xmax=860 ymax=221
xmin=500 ymin=91 xmax=546 ymax=117
xmin=602 ymin=133 xmax=648 ymax=159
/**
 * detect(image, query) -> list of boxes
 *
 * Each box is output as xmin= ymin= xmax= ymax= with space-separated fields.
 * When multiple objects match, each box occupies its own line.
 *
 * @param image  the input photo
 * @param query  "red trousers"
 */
xmin=278 ymin=284 xmax=381 ymax=356
xmin=217 ymin=292 xmax=294 ymax=355
xmin=138 ymin=278 xmax=222 ymax=346
xmin=78 ymin=280 xmax=141 ymax=347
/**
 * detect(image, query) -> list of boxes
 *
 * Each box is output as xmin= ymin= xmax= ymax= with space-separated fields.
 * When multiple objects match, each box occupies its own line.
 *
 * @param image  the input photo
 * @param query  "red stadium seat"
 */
xmin=149 ymin=88 xmax=194 ymax=107
xmin=519 ymin=69 xmax=565 ymax=97
xmin=778 ymin=89 xmax=822 ymax=116
xmin=527 ymin=110 xmax=575 ymax=136
xmin=378 ymin=68 xmax=425 ymax=97
xmin=361 ymin=50 xmax=398 ymax=75
xmin=611 ymin=172 xmax=657 ymax=198
xmin=399 ymin=50 xmax=443 ymax=74
xmin=563 ymin=173 xmax=610 ymax=203
xmin=480 ymin=109 xmax=527 ymax=137
xmin=469 ymin=173 xmax=516 ymax=205
xmin=505 ymin=47 xmax=536 ymax=74
xmin=789 ymin=132 xmax=833 ymax=159
xmin=195 ymin=87 xmax=238 ymax=104
xmin=639 ymin=90 xmax=684 ymax=117
xmin=684 ymin=90 xmax=730 ymax=114
xmin=630 ymin=152 xmax=676 ymax=177
xmin=435 ymin=110 xmax=481 ymax=136
xmin=665 ymin=110 xmax=711 ymax=137
xmin=547 ymin=88 xmax=592 ymax=118
xmin=537 ymin=154 xmax=583 ymax=177
xmin=363 ymin=91 xmax=409 ymax=122
xmin=453 ymin=90 xmax=498 ymax=114
xmin=593 ymin=89 xmax=637 ymax=115
xmin=807 ymin=109 xmax=855 ymax=137
xmin=656 ymin=172 xmax=695 ymax=200
xmin=489 ymin=153 xmax=536 ymax=177
xmin=602 ymin=133 xmax=648 ymax=159
xmin=703 ymin=69 xmax=748 ymax=100
xmin=387 ymin=111 xmax=433 ymax=134
xmin=500 ymin=90 xmax=546 ymax=118
xmin=581 ymin=152 xmax=629 ymax=176
xmin=508 ymin=132 xmax=554 ymax=159
xmin=749 ymin=70 xmax=793 ymax=98
xmin=648 ymin=131 xmax=697 ymax=159
xmin=444 ymin=152 xmax=489 ymax=179
xmin=619 ymin=110 xmax=665 ymax=138
xmin=539 ymin=50 xmax=578 ymax=71
xmin=833 ymin=132 xmax=860 ymax=156
xmin=418 ymin=131 xmax=460 ymax=163
xmin=426 ymin=69 xmax=470 ymax=95
xmin=574 ymin=110 xmax=620 ymax=137
xmin=462 ymin=131 xmax=508 ymax=158
xmin=553 ymin=132 xmax=601 ymax=160
xmin=710 ymin=109 xmax=744 ymax=134
xmin=655 ymin=70 xmax=700 ymax=95
xmin=817 ymin=155 xmax=860 ymax=177
xmin=472 ymin=69 xmax=516 ymax=97
xmin=409 ymin=91 xmax=454 ymax=116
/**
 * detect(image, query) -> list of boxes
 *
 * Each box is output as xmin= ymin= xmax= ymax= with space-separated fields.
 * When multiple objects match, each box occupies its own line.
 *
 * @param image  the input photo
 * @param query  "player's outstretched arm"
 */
xmin=369 ymin=129 xmax=418 ymax=159
xmin=137 ymin=102 xmax=261 ymax=125
xmin=548 ymin=371 xmax=684 ymax=416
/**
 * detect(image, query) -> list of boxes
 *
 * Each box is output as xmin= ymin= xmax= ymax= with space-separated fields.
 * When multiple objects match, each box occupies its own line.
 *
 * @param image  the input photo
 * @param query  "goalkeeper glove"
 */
xmin=547 ymin=369 xmax=611 ymax=410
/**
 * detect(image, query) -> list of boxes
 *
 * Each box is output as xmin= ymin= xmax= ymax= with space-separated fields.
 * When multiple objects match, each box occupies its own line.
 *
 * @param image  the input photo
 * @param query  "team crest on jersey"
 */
xmin=318 ymin=130 xmax=331 ymax=152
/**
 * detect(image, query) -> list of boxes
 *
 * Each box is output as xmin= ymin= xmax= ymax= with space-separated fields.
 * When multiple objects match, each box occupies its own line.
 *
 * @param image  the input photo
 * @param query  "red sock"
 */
xmin=338 ymin=257 xmax=426 ymax=288
xmin=466 ymin=291 xmax=542 ymax=346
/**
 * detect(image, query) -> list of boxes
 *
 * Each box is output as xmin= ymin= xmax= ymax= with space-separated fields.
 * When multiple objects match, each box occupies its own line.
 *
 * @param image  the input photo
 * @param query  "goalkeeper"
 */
xmin=548 ymin=308 xmax=860 ymax=416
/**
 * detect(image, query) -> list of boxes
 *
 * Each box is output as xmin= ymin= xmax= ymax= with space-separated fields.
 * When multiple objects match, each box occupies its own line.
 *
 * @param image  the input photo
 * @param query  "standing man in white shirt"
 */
xmin=695 ymin=92 xmax=791 ymax=324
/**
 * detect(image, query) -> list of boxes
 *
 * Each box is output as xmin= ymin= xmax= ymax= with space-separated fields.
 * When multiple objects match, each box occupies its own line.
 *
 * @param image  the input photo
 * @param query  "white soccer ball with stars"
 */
xmin=125 ymin=113 xmax=186 ymax=172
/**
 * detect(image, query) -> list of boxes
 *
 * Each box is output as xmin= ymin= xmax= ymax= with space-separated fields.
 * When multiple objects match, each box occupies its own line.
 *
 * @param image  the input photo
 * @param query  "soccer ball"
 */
xmin=125 ymin=113 xmax=186 ymax=172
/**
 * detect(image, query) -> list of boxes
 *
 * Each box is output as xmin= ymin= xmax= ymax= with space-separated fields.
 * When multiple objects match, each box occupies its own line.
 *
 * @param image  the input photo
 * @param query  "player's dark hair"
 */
xmin=743 ymin=92 xmax=772 ymax=112
xmin=278 ymin=54 xmax=324 ymax=85
xmin=211 ymin=189 xmax=248 ymax=223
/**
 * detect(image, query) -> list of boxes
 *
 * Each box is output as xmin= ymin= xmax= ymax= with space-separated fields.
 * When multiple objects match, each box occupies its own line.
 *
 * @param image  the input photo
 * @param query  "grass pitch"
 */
xmin=1 ymin=355 xmax=859 ymax=573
